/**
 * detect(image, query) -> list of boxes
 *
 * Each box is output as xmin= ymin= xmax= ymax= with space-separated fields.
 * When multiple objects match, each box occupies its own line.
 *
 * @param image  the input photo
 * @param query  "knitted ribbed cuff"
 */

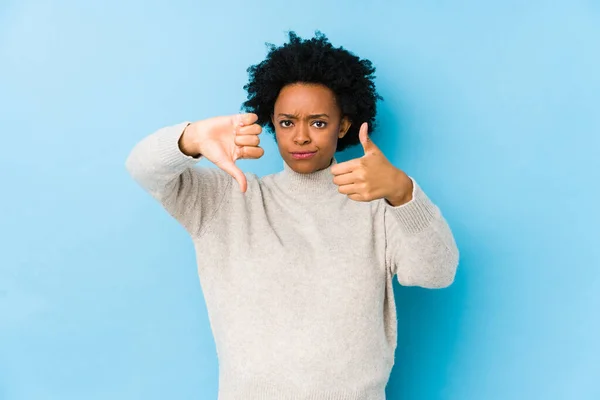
xmin=386 ymin=178 xmax=440 ymax=234
xmin=218 ymin=377 xmax=386 ymax=400
xmin=155 ymin=121 xmax=201 ymax=169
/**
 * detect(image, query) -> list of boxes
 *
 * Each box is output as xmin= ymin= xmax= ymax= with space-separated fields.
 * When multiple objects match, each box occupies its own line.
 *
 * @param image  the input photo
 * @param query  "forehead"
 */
xmin=274 ymin=83 xmax=339 ymax=113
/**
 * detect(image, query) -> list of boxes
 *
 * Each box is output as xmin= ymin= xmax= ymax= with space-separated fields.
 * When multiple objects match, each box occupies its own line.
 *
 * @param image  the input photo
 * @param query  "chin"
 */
xmin=288 ymin=161 xmax=317 ymax=174
xmin=286 ymin=157 xmax=331 ymax=174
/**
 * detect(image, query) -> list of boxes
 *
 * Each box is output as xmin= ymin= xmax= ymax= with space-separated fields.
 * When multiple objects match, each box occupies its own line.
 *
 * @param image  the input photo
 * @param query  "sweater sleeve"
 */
xmin=125 ymin=122 xmax=232 ymax=237
xmin=383 ymin=178 xmax=459 ymax=288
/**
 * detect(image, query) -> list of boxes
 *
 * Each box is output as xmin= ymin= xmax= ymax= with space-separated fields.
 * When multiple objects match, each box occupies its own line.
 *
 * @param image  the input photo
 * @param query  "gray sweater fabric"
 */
xmin=126 ymin=122 xmax=459 ymax=400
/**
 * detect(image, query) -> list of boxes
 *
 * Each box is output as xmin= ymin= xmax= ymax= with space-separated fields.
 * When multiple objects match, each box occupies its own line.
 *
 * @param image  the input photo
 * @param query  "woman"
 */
xmin=126 ymin=32 xmax=459 ymax=400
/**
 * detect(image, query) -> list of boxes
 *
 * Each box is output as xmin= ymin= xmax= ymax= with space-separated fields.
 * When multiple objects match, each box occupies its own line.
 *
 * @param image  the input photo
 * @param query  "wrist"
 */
xmin=178 ymin=123 xmax=201 ymax=158
xmin=385 ymin=171 xmax=413 ymax=206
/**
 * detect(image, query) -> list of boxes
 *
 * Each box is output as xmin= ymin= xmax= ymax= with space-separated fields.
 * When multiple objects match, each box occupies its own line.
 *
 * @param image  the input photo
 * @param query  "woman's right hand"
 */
xmin=179 ymin=113 xmax=264 ymax=193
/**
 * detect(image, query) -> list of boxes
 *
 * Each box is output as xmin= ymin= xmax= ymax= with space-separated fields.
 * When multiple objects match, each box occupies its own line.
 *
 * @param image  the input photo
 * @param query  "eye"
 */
xmin=312 ymin=120 xmax=327 ymax=129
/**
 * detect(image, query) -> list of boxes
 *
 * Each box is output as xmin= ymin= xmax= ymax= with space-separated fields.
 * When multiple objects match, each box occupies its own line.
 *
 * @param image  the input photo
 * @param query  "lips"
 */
xmin=291 ymin=151 xmax=317 ymax=160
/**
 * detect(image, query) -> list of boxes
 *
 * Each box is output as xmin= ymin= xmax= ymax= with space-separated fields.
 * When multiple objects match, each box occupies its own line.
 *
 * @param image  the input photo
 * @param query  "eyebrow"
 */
xmin=277 ymin=113 xmax=330 ymax=119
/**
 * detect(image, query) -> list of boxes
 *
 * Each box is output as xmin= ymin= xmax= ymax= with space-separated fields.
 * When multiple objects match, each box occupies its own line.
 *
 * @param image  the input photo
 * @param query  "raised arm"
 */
xmin=125 ymin=114 xmax=264 ymax=237
xmin=329 ymin=122 xmax=458 ymax=288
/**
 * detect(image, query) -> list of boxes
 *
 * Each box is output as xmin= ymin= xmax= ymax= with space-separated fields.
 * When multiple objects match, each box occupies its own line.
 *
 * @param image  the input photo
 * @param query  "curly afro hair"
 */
xmin=242 ymin=31 xmax=383 ymax=152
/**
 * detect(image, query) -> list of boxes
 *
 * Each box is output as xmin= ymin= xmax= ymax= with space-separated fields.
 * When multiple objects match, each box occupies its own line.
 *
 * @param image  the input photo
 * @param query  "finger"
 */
xmin=337 ymin=184 xmax=359 ymax=196
xmin=359 ymin=122 xmax=371 ymax=153
xmin=237 ymin=123 xmax=262 ymax=136
xmin=240 ymin=146 xmax=264 ymax=160
xmin=347 ymin=193 xmax=366 ymax=202
xmin=235 ymin=134 xmax=260 ymax=147
xmin=330 ymin=159 xmax=362 ymax=176
xmin=332 ymin=172 xmax=357 ymax=186
xmin=218 ymin=160 xmax=247 ymax=193
xmin=234 ymin=113 xmax=259 ymax=127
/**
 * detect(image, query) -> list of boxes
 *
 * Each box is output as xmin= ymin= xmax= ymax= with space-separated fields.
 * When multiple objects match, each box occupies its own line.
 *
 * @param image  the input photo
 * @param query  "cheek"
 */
xmin=273 ymin=124 xmax=289 ymax=138
xmin=325 ymin=126 xmax=341 ymax=146
xmin=328 ymin=134 xmax=339 ymax=146
xmin=312 ymin=133 xmax=339 ymax=153
xmin=272 ymin=127 xmax=283 ymax=143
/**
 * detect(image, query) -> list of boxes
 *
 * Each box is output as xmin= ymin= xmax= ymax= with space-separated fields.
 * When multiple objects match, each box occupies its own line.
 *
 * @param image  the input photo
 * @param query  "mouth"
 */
xmin=290 ymin=151 xmax=317 ymax=160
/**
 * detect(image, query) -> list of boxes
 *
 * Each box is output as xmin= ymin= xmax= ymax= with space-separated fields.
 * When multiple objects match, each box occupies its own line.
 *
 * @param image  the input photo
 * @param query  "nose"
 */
xmin=293 ymin=123 xmax=311 ymax=145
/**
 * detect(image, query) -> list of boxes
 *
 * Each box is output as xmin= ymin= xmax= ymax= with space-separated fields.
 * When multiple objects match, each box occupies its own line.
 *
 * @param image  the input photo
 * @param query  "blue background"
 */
xmin=1 ymin=1 xmax=599 ymax=399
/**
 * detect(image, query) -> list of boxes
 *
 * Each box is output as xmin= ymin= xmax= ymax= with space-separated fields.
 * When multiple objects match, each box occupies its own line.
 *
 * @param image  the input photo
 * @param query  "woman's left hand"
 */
xmin=331 ymin=123 xmax=414 ymax=206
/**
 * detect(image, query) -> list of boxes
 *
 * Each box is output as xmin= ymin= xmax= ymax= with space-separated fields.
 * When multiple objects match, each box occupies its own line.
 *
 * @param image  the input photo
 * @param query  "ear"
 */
xmin=338 ymin=116 xmax=352 ymax=139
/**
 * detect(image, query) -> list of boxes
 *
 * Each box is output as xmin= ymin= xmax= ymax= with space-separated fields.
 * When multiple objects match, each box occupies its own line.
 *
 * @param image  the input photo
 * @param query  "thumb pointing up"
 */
xmin=359 ymin=122 xmax=375 ymax=154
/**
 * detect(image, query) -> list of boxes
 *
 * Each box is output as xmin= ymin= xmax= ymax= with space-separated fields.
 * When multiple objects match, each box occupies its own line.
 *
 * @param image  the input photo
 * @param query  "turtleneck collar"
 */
xmin=274 ymin=157 xmax=340 ymax=200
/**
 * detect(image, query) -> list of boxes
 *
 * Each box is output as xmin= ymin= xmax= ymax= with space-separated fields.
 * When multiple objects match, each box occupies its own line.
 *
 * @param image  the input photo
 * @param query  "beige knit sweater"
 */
xmin=125 ymin=121 xmax=459 ymax=400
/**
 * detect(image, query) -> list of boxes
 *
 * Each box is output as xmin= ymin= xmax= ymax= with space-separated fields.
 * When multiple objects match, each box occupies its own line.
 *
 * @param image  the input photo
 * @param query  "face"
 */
xmin=271 ymin=83 xmax=351 ymax=174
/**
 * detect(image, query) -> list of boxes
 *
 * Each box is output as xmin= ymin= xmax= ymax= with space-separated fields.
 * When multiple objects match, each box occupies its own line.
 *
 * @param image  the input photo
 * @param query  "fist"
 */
xmin=180 ymin=113 xmax=264 ymax=193
xmin=331 ymin=122 xmax=413 ymax=205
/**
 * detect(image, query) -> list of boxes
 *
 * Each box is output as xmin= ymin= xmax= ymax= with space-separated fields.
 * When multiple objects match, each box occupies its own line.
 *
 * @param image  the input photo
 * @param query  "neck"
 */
xmin=276 ymin=157 xmax=339 ymax=199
